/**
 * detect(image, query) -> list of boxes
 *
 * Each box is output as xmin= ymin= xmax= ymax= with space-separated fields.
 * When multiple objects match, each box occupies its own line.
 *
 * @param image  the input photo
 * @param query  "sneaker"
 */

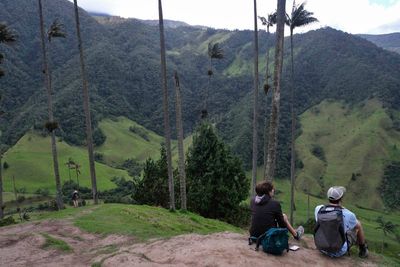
xmin=295 ymin=226 xmax=304 ymax=240
xmin=359 ymin=244 xmax=369 ymax=258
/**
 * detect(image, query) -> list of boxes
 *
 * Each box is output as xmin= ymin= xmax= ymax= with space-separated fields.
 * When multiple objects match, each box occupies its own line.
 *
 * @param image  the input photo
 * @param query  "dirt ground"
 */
xmin=0 ymin=220 xmax=378 ymax=267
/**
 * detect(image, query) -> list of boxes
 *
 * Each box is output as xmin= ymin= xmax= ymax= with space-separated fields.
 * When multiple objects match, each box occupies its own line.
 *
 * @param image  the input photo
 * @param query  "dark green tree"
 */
xmin=134 ymin=146 xmax=169 ymax=208
xmin=186 ymin=122 xmax=249 ymax=223
xmin=376 ymin=216 xmax=398 ymax=252
xmin=287 ymin=0 xmax=318 ymax=225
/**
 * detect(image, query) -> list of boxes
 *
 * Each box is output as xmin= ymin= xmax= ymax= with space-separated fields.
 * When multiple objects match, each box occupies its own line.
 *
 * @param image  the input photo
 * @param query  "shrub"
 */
xmin=35 ymin=188 xmax=50 ymax=197
xmin=0 ymin=216 xmax=16 ymax=227
xmin=129 ymin=125 xmax=150 ymax=141
xmin=186 ymin=122 xmax=249 ymax=223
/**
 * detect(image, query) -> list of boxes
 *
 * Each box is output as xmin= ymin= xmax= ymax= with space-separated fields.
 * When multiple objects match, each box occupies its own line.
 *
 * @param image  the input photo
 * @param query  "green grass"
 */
xmin=2 ymin=131 xmax=129 ymax=194
xmin=296 ymin=99 xmax=400 ymax=209
xmin=1 ymin=117 xmax=192 ymax=196
xmin=96 ymin=117 xmax=164 ymax=165
xmin=32 ymin=204 xmax=242 ymax=242
xmin=41 ymin=233 xmax=72 ymax=252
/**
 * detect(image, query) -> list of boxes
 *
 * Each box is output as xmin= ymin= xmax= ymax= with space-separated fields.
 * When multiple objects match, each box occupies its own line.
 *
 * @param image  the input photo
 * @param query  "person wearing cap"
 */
xmin=315 ymin=186 xmax=368 ymax=258
xmin=71 ymin=190 xmax=79 ymax=208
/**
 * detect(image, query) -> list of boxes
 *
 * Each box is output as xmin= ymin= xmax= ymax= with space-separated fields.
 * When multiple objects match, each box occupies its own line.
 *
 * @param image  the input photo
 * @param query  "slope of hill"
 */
xmin=1 ymin=131 xmax=129 ymax=193
xmin=1 ymin=116 xmax=191 ymax=194
xmin=296 ymin=99 xmax=400 ymax=209
xmin=359 ymin=32 xmax=400 ymax=54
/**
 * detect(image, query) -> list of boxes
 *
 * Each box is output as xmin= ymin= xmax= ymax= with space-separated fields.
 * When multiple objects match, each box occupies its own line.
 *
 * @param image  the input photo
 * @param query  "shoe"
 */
xmin=295 ymin=226 xmax=304 ymax=240
xmin=359 ymin=244 xmax=369 ymax=258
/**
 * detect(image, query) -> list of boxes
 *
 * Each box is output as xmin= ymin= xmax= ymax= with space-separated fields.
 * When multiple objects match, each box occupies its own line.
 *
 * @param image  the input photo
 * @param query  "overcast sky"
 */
xmin=69 ymin=0 xmax=400 ymax=34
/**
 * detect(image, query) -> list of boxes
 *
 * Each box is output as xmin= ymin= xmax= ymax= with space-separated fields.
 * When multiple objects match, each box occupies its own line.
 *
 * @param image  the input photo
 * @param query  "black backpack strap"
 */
xmin=255 ymin=232 xmax=266 ymax=251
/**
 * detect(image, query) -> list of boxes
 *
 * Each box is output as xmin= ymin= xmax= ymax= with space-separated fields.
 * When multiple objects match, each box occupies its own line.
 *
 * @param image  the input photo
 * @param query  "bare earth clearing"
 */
xmin=0 ymin=220 xmax=378 ymax=267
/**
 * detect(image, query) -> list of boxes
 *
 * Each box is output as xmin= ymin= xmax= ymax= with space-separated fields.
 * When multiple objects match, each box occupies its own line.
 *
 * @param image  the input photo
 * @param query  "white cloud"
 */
xmin=70 ymin=0 xmax=400 ymax=34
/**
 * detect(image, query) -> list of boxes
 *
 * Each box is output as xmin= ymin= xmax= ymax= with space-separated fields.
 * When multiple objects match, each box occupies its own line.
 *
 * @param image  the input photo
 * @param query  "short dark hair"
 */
xmin=328 ymin=198 xmax=341 ymax=204
xmin=255 ymin=182 xmax=274 ymax=196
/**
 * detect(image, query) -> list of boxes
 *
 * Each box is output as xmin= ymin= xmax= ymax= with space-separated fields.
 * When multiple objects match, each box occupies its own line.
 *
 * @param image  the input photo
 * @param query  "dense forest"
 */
xmin=1 ymin=0 xmax=400 ymax=178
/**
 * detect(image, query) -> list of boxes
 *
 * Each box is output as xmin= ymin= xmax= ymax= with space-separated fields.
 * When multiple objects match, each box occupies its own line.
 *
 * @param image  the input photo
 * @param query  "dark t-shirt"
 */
xmin=249 ymin=195 xmax=286 ymax=237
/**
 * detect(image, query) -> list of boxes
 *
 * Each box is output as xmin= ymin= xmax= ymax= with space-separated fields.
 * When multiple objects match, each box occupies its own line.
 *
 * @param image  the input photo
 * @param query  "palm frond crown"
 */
xmin=47 ymin=19 xmax=66 ymax=42
xmin=288 ymin=2 xmax=318 ymax=32
xmin=208 ymin=42 xmax=223 ymax=59
xmin=0 ymin=23 xmax=17 ymax=43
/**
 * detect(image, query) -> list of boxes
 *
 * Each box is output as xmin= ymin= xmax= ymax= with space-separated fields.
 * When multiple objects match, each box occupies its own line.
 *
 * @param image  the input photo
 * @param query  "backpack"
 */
xmin=255 ymin=228 xmax=289 ymax=255
xmin=314 ymin=205 xmax=347 ymax=253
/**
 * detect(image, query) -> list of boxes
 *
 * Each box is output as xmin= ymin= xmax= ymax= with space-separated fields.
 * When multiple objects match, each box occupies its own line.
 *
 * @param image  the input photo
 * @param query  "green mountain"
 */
xmin=2 ymin=0 xmax=400 ymax=209
xmin=359 ymin=32 xmax=400 ymax=54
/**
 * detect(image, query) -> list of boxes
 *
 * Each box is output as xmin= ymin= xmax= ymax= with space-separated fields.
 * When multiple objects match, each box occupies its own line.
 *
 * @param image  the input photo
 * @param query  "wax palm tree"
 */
xmin=376 ymin=216 xmax=398 ymax=252
xmin=38 ymin=0 xmax=65 ymax=210
xmin=0 ymin=23 xmax=16 ymax=219
xmin=264 ymin=0 xmax=286 ymax=181
xmin=258 ymin=12 xmax=276 ymax=177
xmin=287 ymin=0 xmax=318 ymax=225
xmin=203 ymin=42 xmax=223 ymax=118
xmin=65 ymin=157 xmax=75 ymax=182
xmin=173 ymin=71 xmax=187 ymax=210
xmin=158 ymin=0 xmax=175 ymax=210
xmin=73 ymin=0 xmax=98 ymax=204
xmin=251 ymin=0 xmax=260 ymax=197
xmin=74 ymin=162 xmax=81 ymax=188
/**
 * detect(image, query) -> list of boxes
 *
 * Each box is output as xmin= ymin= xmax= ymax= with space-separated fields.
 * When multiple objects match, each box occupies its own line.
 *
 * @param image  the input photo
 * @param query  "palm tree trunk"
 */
xmin=173 ymin=71 xmax=187 ymax=210
xmin=263 ymin=25 xmax=271 ymax=178
xmin=38 ymin=0 xmax=64 ymax=210
xmin=264 ymin=0 xmax=286 ymax=181
xmin=158 ymin=0 xmax=175 ymax=211
xmin=0 ymin=154 xmax=3 ymax=219
xmin=251 ymin=0 xmax=259 ymax=197
xmin=73 ymin=0 xmax=98 ymax=204
xmin=290 ymin=31 xmax=295 ymax=225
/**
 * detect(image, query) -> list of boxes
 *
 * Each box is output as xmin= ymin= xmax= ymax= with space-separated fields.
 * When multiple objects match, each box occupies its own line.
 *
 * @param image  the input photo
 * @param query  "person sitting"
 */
xmin=71 ymin=190 xmax=79 ymax=208
xmin=249 ymin=181 xmax=304 ymax=240
xmin=314 ymin=186 xmax=368 ymax=258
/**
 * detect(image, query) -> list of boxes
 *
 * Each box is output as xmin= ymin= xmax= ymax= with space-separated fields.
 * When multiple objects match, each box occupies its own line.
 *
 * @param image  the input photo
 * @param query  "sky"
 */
xmin=69 ymin=0 xmax=400 ymax=34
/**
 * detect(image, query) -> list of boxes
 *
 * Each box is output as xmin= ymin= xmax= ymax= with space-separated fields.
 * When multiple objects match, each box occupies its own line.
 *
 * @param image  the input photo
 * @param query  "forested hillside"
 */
xmin=359 ymin=32 xmax=400 ymax=54
xmin=1 ymin=0 xmax=400 ymax=194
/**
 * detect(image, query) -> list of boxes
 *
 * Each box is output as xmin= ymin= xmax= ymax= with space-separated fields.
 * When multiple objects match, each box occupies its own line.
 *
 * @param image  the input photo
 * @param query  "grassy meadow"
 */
xmin=296 ymin=99 xmax=400 ymax=209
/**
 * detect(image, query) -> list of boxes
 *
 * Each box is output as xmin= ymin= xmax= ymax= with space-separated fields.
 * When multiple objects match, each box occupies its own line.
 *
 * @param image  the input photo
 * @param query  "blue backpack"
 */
xmin=253 ymin=228 xmax=289 ymax=255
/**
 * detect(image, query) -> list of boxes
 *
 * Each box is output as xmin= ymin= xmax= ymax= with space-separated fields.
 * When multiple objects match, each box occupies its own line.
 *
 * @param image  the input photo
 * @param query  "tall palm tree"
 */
xmin=73 ymin=0 xmax=98 ymax=204
xmin=251 ymin=0 xmax=260 ymax=197
xmin=376 ymin=216 xmax=398 ymax=252
xmin=0 ymin=23 xmax=16 ymax=219
xmin=173 ymin=71 xmax=187 ymax=210
xmin=258 ymin=13 xmax=276 ymax=176
xmin=264 ymin=0 xmax=287 ymax=182
xmin=38 ymin=0 xmax=64 ymax=210
xmin=203 ymin=42 xmax=223 ymax=119
xmin=158 ymin=0 xmax=175 ymax=210
xmin=287 ymin=0 xmax=318 ymax=225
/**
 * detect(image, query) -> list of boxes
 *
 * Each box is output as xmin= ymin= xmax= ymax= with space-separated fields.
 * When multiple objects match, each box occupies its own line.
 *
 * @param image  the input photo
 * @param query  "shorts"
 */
xmin=346 ymin=228 xmax=358 ymax=247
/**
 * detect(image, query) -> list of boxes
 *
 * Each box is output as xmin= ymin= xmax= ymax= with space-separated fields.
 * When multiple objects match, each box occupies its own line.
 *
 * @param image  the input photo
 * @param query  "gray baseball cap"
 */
xmin=327 ymin=186 xmax=346 ymax=201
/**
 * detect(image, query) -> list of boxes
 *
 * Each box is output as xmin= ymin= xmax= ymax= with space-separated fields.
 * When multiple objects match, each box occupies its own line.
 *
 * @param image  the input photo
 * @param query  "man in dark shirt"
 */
xmin=250 ymin=181 xmax=304 ymax=239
